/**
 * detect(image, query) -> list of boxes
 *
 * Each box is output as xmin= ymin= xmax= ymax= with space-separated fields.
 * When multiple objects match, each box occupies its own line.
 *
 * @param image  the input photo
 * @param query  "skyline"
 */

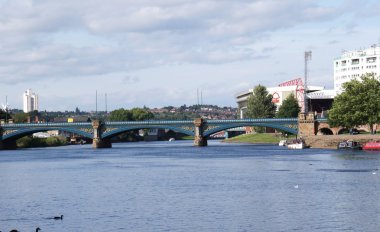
xmin=1 ymin=0 xmax=380 ymax=111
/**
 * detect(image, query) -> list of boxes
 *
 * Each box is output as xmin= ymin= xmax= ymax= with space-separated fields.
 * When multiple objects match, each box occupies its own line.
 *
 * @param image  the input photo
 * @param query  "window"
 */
xmin=367 ymin=57 xmax=376 ymax=63
xmin=351 ymin=59 xmax=359 ymax=65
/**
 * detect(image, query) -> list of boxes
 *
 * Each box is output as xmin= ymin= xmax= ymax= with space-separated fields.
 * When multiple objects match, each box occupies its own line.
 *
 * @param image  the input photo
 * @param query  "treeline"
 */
xmin=108 ymin=108 xmax=154 ymax=121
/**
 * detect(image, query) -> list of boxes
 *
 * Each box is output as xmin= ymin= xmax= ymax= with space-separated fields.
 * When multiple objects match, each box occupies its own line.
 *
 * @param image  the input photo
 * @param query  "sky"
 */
xmin=0 ymin=0 xmax=379 ymax=111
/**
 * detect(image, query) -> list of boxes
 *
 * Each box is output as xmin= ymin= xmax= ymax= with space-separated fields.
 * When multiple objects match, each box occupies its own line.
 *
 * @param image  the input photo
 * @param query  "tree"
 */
xmin=12 ymin=112 xmax=29 ymax=123
xmin=0 ymin=109 xmax=11 ymax=121
xmin=246 ymin=85 xmax=276 ymax=118
xmin=328 ymin=73 xmax=380 ymax=134
xmin=109 ymin=108 xmax=154 ymax=121
xmin=109 ymin=108 xmax=133 ymax=121
xmin=245 ymin=85 xmax=276 ymax=133
xmin=276 ymin=93 xmax=300 ymax=118
xmin=130 ymin=108 xmax=154 ymax=121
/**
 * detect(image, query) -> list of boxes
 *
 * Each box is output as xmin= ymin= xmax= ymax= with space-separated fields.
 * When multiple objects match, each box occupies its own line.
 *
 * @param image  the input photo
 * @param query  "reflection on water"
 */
xmin=0 ymin=140 xmax=380 ymax=232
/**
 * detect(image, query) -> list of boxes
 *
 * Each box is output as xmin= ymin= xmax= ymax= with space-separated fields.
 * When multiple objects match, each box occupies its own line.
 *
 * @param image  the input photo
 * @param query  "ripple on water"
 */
xmin=317 ymin=168 xmax=378 ymax=173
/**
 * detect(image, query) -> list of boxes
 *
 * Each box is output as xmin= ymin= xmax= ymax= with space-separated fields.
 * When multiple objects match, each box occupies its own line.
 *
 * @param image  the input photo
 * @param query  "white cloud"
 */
xmin=0 ymin=0 xmax=379 ymax=110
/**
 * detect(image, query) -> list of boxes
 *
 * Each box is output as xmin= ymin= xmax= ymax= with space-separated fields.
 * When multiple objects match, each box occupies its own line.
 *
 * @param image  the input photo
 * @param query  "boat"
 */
xmin=169 ymin=138 xmax=175 ymax=142
xmin=279 ymin=140 xmax=287 ymax=146
xmin=287 ymin=139 xmax=306 ymax=149
xmin=337 ymin=140 xmax=362 ymax=150
xmin=362 ymin=141 xmax=380 ymax=151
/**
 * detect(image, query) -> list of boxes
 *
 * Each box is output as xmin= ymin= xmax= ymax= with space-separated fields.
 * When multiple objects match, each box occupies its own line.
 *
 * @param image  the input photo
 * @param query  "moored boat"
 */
xmin=337 ymin=140 xmax=362 ymax=150
xmin=287 ymin=139 xmax=305 ymax=149
xmin=279 ymin=140 xmax=287 ymax=146
xmin=362 ymin=141 xmax=380 ymax=151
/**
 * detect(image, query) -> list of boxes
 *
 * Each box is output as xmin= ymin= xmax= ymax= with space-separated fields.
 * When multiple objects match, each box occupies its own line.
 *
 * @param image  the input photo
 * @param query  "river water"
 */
xmin=1 ymin=140 xmax=380 ymax=232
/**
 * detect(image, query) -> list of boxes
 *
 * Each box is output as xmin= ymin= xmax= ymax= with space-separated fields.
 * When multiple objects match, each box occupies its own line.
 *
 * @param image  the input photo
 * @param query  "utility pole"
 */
xmin=197 ymin=88 xmax=199 ymax=106
xmin=201 ymin=90 xmax=203 ymax=106
xmin=105 ymin=93 xmax=107 ymax=114
xmin=304 ymin=51 xmax=312 ymax=113
xmin=95 ymin=90 xmax=98 ymax=118
xmin=5 ymin=95 xmax=8 ymax=123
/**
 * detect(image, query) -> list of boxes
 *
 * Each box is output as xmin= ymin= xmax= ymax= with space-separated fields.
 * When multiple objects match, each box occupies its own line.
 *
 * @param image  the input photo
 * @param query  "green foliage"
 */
xmin=246 ymin=85 xmax=276 ymax=118
xmin=12 ymin=112 xmax=29 ymax=123
xmin=328 ymin=73 xmax=380 ymax=133
xmin=130 ymin=108 xmax=154 ymax=121
xmin=16 ymin=136 xmax=67 ymax=148
xmin=0 ymin=109 xmax=11 ymax=120
xmin=224 ymin=133 xmax=293 ymax=144
xmin=109 ymin=108 xmax=154 ymax=121
xmin=45 ymin=136 xmax=67 ymax=146
xmin=245 ymin=85 xmax=276 ymax=132
xmin=276 ymin=93 xmax=300 ymax=118
xmin=109 ymin=108 xmax=133 ymax=121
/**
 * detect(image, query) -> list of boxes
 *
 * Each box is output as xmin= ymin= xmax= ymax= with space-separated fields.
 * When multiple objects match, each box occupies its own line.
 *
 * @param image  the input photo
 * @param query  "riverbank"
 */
xmin=223 ymin=133 xmax=291 ymax=144
xmin=16 ymin=136 xmax=67 ymax=148
xmin=223 ymin=133 xmax=380 ymax=149
xmin=304 ymin=134 xmax=380 ymax=149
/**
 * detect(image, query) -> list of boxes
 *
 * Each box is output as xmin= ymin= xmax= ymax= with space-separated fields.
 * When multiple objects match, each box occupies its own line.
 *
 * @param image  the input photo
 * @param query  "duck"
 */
xmin=53 ymin=215 xmax=63 ymax=220
xmin=8 ymin=228 xmax=40 ymax=232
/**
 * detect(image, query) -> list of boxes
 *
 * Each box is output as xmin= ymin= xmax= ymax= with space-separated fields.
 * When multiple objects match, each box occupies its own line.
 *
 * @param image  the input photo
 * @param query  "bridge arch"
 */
xmin=2 ymin=127 xmax=93 ymax=141
xmin=204 ymin=123 xmax=297 ymax=137
xmin=102 ymin=125 xmax=194 ymax=139
xmin=317 ymin=128 xmax=334 ymax=135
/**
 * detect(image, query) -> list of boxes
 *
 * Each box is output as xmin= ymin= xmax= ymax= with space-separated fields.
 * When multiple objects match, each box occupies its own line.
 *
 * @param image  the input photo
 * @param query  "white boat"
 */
xmin=279 ymin=140 xmax=287 ymax=146
xmin=287 ymin=139 xmax=306 ymax=149
xmin=169 ymin=138 xmax=175 ymax=142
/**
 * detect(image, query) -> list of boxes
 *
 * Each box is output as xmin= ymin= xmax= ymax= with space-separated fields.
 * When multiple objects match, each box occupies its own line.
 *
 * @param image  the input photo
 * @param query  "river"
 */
xmin=1 ymin=140 xmax=380 ymax=232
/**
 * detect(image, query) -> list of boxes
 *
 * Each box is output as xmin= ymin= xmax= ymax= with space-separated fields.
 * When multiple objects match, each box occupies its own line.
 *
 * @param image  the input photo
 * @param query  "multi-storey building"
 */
xmin=334 ymin=45 xmax=380 ymax=93
xmin=23 ymin=89 xmax=39 ymax=113
xmin=235 ymin=78 xmax=327 ymax=119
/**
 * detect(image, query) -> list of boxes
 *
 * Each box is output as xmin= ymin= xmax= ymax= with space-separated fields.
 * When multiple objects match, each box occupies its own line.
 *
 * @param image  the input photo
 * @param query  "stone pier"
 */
xmin=193 ymin=118 xmax=207 ymax=146
xmin=298 ymin=112 xmax=317 ymax=136
xmin=92 ymin=120 xmax=112 ymax=149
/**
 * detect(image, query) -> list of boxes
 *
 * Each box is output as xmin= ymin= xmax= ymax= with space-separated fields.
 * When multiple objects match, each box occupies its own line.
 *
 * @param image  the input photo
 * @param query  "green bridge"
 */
xmin=0 ymin=117 xmax=303 ymax=149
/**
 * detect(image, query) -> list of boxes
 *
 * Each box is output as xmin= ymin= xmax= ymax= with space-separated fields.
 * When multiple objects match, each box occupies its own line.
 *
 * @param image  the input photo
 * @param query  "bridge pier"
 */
xmin=92 ymin=120 xmax=112 ymax=149
xmin=193 ymin=118 xmax=207 ymax=147
xmin=298 ymin=112 xmax=317 ymax=136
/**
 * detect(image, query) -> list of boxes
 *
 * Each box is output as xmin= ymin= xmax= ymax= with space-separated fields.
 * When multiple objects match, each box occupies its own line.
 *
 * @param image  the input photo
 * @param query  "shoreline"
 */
xmin=224 ymin=134 xmax=380 ymax=149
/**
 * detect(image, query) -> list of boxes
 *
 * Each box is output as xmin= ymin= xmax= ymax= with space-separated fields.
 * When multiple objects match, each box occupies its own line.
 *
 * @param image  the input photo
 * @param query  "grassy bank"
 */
xmin=17 ymin=136 xmax=68 ymax=148
xmin=224 ymin=133 xmax=294 ymax=144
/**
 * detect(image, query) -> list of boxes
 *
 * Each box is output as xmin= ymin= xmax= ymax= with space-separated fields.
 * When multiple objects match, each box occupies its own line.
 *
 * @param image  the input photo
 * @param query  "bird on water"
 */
xmin=53 ymin=215 xmax=63 ymax=220
xmin=8 ymin=228 xmax=40 ymax=232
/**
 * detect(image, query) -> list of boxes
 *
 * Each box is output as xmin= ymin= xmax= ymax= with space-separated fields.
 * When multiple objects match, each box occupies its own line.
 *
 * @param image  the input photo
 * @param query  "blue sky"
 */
xmin=0 ymin=0 xmax=379 ymax=111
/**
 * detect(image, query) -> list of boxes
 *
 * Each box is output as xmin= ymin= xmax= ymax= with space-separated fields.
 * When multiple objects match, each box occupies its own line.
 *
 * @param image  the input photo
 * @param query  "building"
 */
xmin=236 ymin=78 xmax=327 ymax=119
xmin=334 ymin=44 xmax=380 ymax=93
xmin=23 ymin=89 xmax=39 ymax=113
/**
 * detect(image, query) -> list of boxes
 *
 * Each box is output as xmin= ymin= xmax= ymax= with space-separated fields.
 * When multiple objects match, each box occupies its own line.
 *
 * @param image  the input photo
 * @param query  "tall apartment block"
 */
xmin=334 ymin=45 xmax=380 ymax=93
xmin=23 ymin=89 xmax=39 ymax=113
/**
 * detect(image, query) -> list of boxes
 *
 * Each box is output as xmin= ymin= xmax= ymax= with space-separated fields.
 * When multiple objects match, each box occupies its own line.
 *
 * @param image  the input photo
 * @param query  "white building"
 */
xmin=23 ymin=89 xmax=39 ymax=113
xmin=236 ymin=78 xmax=326 ymax=119
xmin=334 ymin=45 xmax=380 ymax=93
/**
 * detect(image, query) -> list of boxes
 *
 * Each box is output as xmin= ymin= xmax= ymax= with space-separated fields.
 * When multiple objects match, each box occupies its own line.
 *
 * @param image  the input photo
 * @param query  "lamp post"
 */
xmin=304 ymin=51 xmax=312 ymax=113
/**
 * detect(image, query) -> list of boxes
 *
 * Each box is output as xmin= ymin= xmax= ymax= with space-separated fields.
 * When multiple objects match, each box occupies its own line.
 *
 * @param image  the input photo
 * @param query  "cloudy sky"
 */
xmin=1 ymin=0 xmax=379 ymax=111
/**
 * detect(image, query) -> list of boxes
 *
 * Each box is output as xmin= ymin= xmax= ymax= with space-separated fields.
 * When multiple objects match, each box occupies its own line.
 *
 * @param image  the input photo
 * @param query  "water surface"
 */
xmin=1 ymin=141 xmax=380 ymax=231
